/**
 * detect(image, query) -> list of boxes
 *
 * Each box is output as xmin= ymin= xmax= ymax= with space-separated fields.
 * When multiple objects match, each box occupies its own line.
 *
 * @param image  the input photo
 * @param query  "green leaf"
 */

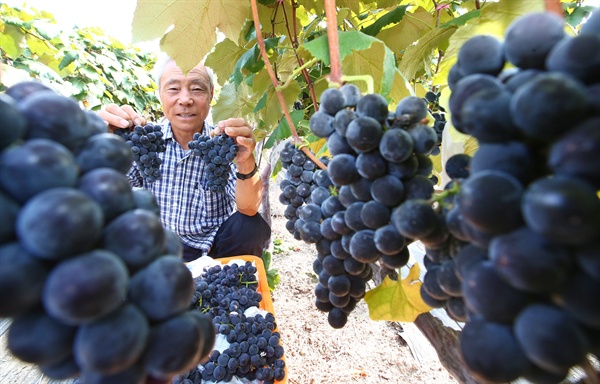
xmin=262 ymin=250 xmax=272 ymax=270
xmin=253 ymin=92 xmax=268 ymax=113
xmin=264 ymin=109 xmax=303 ymax=149
xmin=205 ymin=38 xmax=246 ymax=85
xmin=212 ymin=81 xmax=255 ymax=124
xmin=232 ymin=37 xmax=281 ymax=87
xmin=361 ymin=5 xmax=409 ymax=36
xmin=567 ymin=5 xmax=597 ymax=29
xmin=266 ymin=268 xmax=280 ymax=290
xmin=302 ymin=30 xmax=380 ymax=65
xmin=132 ymin=0 xmax=251 ymax=74
xmin=363 ymin=263 xmax=432 ymax=322
xmin=260 ymin=79 xmax=301 ymax=131
xmin=58 ymin=51 xmax=78 ymax=70
xmin=438 ymin=9 xmax=481 ymax=28
xmin=398 ymin=26 xmax=457 ymax=81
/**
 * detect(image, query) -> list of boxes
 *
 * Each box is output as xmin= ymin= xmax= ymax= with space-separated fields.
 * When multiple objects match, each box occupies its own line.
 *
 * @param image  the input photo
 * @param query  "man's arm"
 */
xmin=214 ymin=118 xmax=262 ymax=216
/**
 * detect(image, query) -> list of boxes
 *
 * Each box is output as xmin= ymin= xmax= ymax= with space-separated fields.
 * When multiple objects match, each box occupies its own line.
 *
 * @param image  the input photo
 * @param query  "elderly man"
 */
xmin=99 ymin=57 xmax=270 ymax=262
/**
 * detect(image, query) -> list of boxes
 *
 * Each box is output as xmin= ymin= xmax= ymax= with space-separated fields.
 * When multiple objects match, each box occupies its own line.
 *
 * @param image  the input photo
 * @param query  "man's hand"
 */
xmin=98 ymin=104 xmax=146 ymax=133
xmin=213 ymin=118 xmax=256 ymax=173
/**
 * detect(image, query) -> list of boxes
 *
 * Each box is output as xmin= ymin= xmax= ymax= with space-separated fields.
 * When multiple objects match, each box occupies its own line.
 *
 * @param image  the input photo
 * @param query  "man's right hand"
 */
xmin=98 ymin=104 xmax=146 ymax=133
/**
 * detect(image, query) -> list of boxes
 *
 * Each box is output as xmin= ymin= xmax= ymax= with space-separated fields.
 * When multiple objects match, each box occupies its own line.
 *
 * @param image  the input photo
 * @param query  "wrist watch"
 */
xmin=236 ymin=162 xmax=258 ymax=180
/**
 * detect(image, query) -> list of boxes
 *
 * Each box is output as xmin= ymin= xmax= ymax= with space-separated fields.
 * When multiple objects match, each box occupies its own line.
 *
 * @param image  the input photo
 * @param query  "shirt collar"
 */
xmin=162 ymin=121 xmax=213 ymax=141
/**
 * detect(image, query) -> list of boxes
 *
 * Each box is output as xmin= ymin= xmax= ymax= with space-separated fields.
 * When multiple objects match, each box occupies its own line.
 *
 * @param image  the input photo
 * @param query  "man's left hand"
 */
xmin=213 ymin=118 xmax=256 ymax=173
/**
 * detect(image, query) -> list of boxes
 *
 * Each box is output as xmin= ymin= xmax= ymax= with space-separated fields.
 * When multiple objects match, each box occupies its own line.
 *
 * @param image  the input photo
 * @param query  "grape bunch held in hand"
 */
xmin=115 ymin=123 xmax=166 ymax=184
xmin=188 ymin=132 xmax=239 ymax=194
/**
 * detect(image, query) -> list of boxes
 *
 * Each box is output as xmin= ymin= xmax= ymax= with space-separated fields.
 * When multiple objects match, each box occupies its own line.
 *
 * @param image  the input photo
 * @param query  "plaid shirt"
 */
xmin=127 ymin=122 xmax=236 ymax=255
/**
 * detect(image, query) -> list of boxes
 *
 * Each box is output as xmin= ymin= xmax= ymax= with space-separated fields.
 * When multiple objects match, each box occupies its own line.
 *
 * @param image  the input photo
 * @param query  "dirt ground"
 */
xmin=265 ymin=180 xmax=458 ymax=384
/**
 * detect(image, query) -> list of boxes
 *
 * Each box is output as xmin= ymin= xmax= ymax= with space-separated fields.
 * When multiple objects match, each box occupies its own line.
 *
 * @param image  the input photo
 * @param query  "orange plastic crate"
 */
xmin=193 ymin=255 xmax=287 ymax=384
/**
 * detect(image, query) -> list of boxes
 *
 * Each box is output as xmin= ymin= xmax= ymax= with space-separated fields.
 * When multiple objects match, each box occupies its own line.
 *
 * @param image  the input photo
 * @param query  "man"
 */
xmin=99 ymin=57 xmax=270 ymax=262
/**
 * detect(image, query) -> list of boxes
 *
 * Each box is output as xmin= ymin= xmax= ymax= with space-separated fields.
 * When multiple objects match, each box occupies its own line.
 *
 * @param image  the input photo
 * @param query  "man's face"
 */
xmin=159 ymin=60 xmax=213 ymax=134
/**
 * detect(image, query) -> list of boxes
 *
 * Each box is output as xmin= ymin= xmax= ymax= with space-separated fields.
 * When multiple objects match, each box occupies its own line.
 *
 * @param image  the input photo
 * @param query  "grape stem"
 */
xmin=278 ymin=1 xmax=320 ymax=111
xmin=249 ymin=0 xmax=328 ymax=170
xmin=276 ymin=58 xmax=318 ymax=91
xmin=429 ymin=179 xmax=461 ymax=209
xmin=324 ymin=0 xmax=343 ymax=86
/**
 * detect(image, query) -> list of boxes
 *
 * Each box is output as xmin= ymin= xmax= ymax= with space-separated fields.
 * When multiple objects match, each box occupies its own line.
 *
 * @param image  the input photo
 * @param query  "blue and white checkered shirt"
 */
xmin=127 ymin=122 xmax=236 ymax=255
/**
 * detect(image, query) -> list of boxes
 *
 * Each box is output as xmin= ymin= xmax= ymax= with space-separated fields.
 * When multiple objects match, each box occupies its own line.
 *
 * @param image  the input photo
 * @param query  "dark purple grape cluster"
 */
xmin=415 ymin=10 xmax=600 ymax=384
xmin=188 ymin=262 xmax=261 ymax=317
xmin=188 ymin=133 xmax=239 ymax=193
xmin=0 ymin=82 xmax=213 ymax=384
xmin=278 ymin=83 xmax=445 ymax=329
xmin=115 ymin=123 xmax=166 ymax=183
xmin=278 ymin=141 xmax=332 ymax=239
xmin=177 ymin=261 xmax=286 ymax=384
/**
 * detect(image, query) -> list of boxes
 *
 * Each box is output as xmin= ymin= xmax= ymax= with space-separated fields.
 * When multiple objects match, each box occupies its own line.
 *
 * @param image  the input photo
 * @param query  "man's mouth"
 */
xmin=178 ymin=113 xmax=196 ymax=118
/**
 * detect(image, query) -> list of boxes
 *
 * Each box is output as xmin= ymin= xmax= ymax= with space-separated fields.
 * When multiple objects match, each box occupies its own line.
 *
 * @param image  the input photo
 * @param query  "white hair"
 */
xmin=152 ymin=52 xmax=215 ymax=91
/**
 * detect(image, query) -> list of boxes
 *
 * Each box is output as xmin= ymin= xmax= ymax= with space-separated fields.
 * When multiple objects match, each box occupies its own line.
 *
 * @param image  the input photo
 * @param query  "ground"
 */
xmin=266 ymin=180 xmax=458 ymax=384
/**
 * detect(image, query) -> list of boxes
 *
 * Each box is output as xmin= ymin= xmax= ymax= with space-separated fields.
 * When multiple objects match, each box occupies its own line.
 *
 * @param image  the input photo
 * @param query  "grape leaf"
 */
xmin=361 ymin=5 xmax=409 ymax=36
xmin=376 ymin=8 xmax=433 ymax=54
xmin=301 ymin=30 xmax=377 ymax=65
xmin=264 ymin=109 xmax=303 ymax=149
xmin=398 ymin=26 xmax=457 ymax=81
xmin=433 ymin=0 xmax=545 ymax=86
xmin=131 ymin=0 xmax=251 ymax=74
xmin=212 ymin=82 xmax=255 ymax=124
xmin=206 ymin=39 xmax=245 ymax=85
xmin=364 ymin=263 xmax=432 ymax=322
xmin=58 ymin=51 xmax=78 ymax=71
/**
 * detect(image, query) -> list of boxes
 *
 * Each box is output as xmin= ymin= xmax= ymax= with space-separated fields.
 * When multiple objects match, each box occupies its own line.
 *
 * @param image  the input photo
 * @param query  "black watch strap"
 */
xmin=236 ymin=162 xmax=258 ymax=180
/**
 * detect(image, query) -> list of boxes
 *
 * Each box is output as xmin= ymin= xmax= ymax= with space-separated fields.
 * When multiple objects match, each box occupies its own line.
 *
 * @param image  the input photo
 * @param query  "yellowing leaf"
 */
xmin=398 ymin=26 xmax=457 ymax=81
xmin=364 ymin=263 xmax=432 ymax=322
xmin=434 ymin=0 xmax=544 ymax=86
xmin=377 ymin=8 xmax=434 ymax=54
xmin=387 ymin=68 xmax=413 ymax=109
xmin=341 ymin=41 xmax=388 ymax=95
xmin=205 ymin=38 xmax=247 ymax=86
xmin=132 ymin=0 xmax=251 ymax=74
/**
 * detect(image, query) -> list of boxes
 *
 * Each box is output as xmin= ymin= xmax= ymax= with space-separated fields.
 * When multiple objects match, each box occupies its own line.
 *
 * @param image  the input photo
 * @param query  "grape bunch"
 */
xmin=188 ymin=262 xmax=262 ymax=317
xmin=188 ymin=133 xmax=239 ymax=193
xmin=0 ymin=82 xmax=214 ymax=383
xmin=176 ymin=261 xmax=286 ymax=384
xmin=277 ymin=141 xmax=332 ymax=239
xmin=275 ymin=82 xmax=443 ymax=328
xmin=414 ymin=10 xmax=600 ymax=384
xmin=114 ymin=123 xmax=166 ymax=183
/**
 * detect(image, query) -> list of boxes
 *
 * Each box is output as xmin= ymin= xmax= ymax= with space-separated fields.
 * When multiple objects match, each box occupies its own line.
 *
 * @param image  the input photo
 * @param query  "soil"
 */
xmin=265 ymin=180 xmax=459 ymax=384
